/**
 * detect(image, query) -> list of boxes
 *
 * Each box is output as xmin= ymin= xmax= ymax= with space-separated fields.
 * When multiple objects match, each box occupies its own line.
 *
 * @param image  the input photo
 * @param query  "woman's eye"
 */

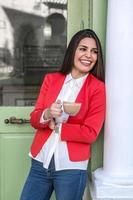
xmin=79 ymin=47 xmax=86 ymax=51
xmin=92 ymin=49 xmax=98 ymax=54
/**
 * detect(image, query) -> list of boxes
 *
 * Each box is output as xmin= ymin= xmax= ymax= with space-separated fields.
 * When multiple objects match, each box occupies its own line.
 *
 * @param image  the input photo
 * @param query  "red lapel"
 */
xmin=67 ymin=74 xmax=91 ymax=121
xmin=75 ymin=73 xmax=91 ymax=103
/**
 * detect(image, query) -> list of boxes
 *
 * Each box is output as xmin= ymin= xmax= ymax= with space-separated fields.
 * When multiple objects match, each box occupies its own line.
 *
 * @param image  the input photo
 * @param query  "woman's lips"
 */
xmin=80 ymin=59 xmax=92 ymax=66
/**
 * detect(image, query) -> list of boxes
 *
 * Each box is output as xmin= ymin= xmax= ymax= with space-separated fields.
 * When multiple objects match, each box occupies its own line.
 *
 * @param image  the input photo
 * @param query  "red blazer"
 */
xmin=30 ymin=72 xmax=106 ymax=161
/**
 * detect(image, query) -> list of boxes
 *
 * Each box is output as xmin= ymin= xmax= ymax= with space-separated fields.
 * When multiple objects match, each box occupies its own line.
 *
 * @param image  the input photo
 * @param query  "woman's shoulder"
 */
xmin=88 ymin=74 xmax=105 ymax=93
xmin=89 ymin=74 xmax=105 ymax=86
xmin=44 ymin=72 xmax=65 ymax=80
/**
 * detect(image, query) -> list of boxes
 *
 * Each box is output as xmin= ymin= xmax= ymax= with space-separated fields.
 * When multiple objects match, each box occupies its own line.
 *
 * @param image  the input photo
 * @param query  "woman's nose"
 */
xmin=85 ymin=50 xmax=91 ymax=57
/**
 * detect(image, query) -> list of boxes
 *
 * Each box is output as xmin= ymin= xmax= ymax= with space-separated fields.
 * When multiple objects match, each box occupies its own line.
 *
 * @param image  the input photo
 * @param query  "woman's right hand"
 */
xmin=43 ymin=99 xmax=62 ymax=120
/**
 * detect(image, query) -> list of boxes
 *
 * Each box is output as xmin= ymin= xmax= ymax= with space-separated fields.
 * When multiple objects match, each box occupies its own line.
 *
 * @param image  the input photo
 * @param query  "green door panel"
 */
xmin=67 ymin=0 xmax=92 ymax=43
xmin=0 ymin=107 xmax=33 ymax=133
xmin=0 ymin=107 xmax=55 ymax=200
xmin=0 ymin=133 xmax=33 ymax=200
xmin=92 ymin=0 xmax=108 ymax=55
xmin=0 ymin=107 xmax=33 ymax=200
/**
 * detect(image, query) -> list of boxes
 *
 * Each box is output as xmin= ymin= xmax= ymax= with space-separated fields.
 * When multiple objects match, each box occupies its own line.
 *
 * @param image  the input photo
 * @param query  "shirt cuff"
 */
xmin=40 ymin=110 xmax=50 ymax=124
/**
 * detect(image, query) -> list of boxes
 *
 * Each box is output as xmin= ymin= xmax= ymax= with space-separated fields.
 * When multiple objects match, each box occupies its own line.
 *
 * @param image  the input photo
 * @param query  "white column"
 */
xmin=90 ymin=0 xmax=133 ymax=199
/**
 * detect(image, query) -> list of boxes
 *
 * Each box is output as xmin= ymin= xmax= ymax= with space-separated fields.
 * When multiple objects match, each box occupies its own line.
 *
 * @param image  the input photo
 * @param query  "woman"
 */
xmin=20 ymin=29 xmax=105 ymax=200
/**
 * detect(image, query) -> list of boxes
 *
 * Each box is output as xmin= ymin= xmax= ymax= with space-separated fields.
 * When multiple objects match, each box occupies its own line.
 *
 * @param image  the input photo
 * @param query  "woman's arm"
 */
xmin=30 ymin=74 xmax=63 ymax=130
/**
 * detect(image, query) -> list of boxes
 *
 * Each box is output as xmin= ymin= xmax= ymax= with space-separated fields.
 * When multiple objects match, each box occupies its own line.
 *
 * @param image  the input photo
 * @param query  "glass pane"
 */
xmin=0 ymin=0 xmax=67 ymax=106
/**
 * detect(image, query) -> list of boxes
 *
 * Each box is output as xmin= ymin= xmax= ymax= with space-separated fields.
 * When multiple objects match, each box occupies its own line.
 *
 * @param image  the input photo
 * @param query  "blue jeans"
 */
xmin=20 ymin=157 xmax=87 ymax=200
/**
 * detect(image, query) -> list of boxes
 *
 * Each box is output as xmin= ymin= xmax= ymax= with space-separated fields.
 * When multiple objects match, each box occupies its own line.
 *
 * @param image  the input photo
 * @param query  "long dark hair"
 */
xmin=59 ymin=29 xmax=105 ymax=82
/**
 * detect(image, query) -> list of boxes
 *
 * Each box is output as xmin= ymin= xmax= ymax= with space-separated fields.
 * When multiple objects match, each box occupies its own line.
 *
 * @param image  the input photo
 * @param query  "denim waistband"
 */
xmin=32 ymin=155 xmax=55 ymax=170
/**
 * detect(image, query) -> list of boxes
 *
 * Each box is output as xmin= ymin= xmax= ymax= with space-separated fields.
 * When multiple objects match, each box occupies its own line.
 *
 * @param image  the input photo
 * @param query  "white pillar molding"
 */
xmin=90 ymin=0 xmax=133 ymax=199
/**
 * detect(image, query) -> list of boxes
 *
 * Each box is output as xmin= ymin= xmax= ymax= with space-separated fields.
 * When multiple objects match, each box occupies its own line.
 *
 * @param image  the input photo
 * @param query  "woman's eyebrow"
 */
xmin=78 ymin=45 xmax=87 ymax=48
xmin=92 ymin=47 xmax=98 ymax=50
xmin=78 ymin=45 xmax=98 ymax=49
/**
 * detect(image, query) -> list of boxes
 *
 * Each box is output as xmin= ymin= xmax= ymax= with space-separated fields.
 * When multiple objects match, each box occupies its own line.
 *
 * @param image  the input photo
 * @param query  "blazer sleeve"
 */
xmin=61 ymin=83 xmax=106 ymax=144
xmin=30 ymin=74 xmax=51 ymax=129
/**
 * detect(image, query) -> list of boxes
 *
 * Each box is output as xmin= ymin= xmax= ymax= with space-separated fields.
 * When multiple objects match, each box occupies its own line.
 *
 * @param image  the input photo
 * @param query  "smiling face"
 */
xmin=72 ymin=37 xmax=98 ymax=78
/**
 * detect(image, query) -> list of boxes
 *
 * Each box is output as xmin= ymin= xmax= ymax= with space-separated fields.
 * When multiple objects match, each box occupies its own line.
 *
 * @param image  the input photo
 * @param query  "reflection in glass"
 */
xmin=0 ymin=0 xmax=67 ymax=106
